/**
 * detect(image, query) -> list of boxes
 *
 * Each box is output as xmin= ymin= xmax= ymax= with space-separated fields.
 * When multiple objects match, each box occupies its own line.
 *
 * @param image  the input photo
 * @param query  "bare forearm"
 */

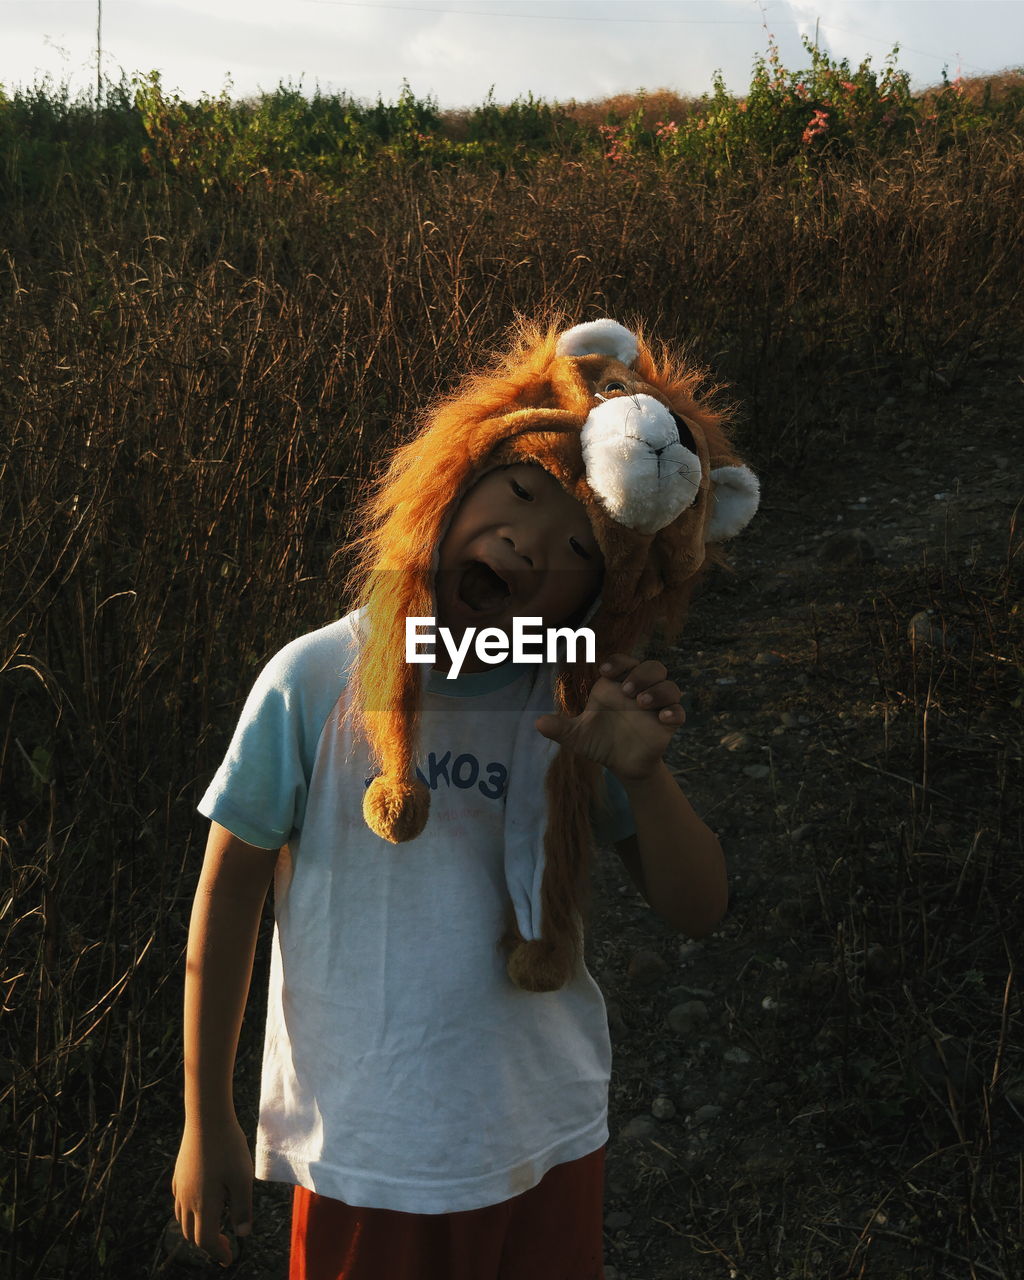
xmin=182 ymin=825 xmax=277 ymax=1126
xmin=182 ymin=885 xmax=264 ymax=1122
xmin=620 ymin=761 xmax=728 ymax=936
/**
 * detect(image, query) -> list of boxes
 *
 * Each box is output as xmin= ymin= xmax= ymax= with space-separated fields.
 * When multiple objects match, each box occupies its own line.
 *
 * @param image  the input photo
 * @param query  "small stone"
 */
xmin=652 ymin=1095 xmax=677 ymax=1120
xmin=723 ymin=1046 xmax=752 ymax=1066
xmin=738 ymin=1145 xmax=791 ymax=1177
xmin=677 ymin=1084 xmax=709 ymax=1110
xmin=693 ymin=1104 xmax=723 ymax=1124
xmin=620 ymin=1114 xmax=658 ymax=1140
xmin=628 ymin=948 xmax=667 ymax=983
xmin=818 ymin=529 xmax=877 ymax=566
xmin=779 ymin=712 xmax=798 ymax=728
xmin=667 ymin=1000 xmax=710 ymax=1035
xmin=791 ymin=823 xmax=816 ymax=843
xmin=754 ymin=651 xmax=783 ymax=665
xmin=719 ymin=730 xmax=749 ymax=751
xmin=908 ymin=610 xmax=956 ymax=652
xmin=742 ymin=764 xmax=770 ymax=780
xmin=675 ymin=983 xmax=715 ymax=999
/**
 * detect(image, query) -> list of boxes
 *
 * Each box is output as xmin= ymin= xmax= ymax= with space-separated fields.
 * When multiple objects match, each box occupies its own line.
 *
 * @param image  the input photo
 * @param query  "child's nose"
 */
xmin=502 ymin=513 xmax=561 ymax=570
xmin=502 ymin=533 xmax=535 ymax=568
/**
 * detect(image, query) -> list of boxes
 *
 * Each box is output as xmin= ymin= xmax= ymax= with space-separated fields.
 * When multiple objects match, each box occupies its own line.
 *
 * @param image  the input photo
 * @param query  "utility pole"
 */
xmin=96 ymin=0 xmax=102 ymax=113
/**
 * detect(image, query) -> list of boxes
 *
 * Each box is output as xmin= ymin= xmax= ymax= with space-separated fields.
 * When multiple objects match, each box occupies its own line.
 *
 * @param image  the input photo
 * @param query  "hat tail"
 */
xmin=356 ymin=577 xmax=432 ymax=844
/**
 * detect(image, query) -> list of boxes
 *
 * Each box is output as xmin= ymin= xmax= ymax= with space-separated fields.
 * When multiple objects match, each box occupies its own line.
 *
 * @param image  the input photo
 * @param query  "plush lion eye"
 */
xmin=671 ymin=412 xmax=697 ymax=454
xmin=602 ymin=381 xmax=627 ymax=394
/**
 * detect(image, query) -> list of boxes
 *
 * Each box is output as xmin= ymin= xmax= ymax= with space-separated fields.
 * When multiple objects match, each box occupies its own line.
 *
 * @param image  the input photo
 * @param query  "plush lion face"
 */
xmin=467 ymin=320 xmax=759 ymax=621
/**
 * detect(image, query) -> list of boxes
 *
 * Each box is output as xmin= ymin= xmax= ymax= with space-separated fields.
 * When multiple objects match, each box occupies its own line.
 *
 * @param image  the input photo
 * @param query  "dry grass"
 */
xmin=1 ymin=130 xmax=1022 ymax=1276
xmin=558 ymin=89 xmax=705 ymax=131
xmin=795 ymin=549 xmax=1024 ymax=1278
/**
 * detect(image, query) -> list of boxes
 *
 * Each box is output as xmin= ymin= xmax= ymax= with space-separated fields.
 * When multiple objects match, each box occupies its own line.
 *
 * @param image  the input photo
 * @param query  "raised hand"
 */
xmin=535 ymin=654 xmax=685 ymax=782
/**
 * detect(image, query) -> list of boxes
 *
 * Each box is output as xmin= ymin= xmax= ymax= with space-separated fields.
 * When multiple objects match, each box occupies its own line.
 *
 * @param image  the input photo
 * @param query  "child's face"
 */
xmin=434 ymin=463 xmax=604 ymax=654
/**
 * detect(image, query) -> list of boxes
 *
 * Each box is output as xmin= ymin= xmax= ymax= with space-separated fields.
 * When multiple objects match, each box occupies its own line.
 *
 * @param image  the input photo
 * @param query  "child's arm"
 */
xmin=172 ymin=821 xmax=279 ymax=1266
xmin=536 ymin=653 xmax=727 ymax=937
xmin=612 ymin=769 xmax=727 ymax=936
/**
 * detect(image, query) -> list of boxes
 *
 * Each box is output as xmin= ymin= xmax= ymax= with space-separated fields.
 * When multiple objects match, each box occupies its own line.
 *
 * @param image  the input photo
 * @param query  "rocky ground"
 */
xmin=592 ymin=357 xmax=1023 ymax=1280
xmin=154 ymin=357 xmax=1022 ymax=1280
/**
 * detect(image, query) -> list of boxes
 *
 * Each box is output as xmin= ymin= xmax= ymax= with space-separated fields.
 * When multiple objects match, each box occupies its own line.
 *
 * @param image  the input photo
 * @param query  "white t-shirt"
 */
xmin=198 ymin=611 xmax=635 ymax=1214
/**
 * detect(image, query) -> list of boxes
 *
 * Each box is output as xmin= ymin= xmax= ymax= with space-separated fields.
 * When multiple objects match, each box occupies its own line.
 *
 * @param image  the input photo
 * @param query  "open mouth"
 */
xmin=457 ymin=561 xmax=512 ymax=613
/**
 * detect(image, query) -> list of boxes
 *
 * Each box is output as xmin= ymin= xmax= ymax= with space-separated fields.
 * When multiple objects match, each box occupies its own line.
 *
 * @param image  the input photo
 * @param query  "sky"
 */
xmin=1 ymin=0 xmax=1022 ymax=108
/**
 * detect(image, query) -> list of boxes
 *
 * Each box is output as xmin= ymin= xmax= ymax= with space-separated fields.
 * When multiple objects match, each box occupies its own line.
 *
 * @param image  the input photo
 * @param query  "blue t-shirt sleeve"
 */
xmin=198 ymin=619 xmax=356 ymax=849
xmin=591 ymin=770 xmax=636 ymax=845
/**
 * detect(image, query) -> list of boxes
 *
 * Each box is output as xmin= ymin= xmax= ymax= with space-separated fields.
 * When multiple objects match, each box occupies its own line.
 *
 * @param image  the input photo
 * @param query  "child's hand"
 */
xmin=535 ymin=654 xmax=685 ymax=782
xmin=172 ymin=1115 xmax=253 ymax=1267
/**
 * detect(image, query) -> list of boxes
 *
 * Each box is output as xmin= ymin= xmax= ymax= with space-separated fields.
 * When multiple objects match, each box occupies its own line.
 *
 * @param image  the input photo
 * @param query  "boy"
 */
xmin=172 ymin=319 xmax=758 ymax=1278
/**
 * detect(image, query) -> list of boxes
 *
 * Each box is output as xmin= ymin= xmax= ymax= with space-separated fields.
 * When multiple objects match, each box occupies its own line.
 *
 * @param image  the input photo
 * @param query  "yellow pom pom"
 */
xmin=506 ymin=939 xmax=573 ymax=993
xmin=363 ymin=776 xmax=430 ymax=843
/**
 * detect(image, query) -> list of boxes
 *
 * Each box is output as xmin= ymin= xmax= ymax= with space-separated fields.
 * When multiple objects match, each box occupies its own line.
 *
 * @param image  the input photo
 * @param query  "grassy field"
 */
xmin=2 ymin=46 xmax=1022 ymax=1277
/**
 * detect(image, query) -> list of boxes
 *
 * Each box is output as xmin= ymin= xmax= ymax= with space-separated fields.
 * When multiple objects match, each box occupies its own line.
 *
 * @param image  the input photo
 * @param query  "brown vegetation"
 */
xmin=1 ymin=110 xmax=1022 ymax=1277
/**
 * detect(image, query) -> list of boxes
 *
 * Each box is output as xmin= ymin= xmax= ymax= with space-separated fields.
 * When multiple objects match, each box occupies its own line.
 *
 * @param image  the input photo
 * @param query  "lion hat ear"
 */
xmin=348 ymin=316 xmax=759 ymax=993
xmin=555 ymin=318 xmax=639 ymax=365
xmin=706 ymin=464 xmax=760 ymax=541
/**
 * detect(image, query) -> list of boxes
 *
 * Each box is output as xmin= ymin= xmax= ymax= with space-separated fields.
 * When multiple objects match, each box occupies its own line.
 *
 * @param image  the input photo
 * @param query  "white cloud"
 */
xmin=1 ymin=0 xmax=1021 ymax=104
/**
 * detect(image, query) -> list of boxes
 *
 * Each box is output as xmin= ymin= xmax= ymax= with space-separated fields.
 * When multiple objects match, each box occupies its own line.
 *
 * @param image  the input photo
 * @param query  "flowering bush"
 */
xmin=802 ymin=107 xmax=830 ymax=145
xmin=654 ymin=34 xmax=924 ymax=177
xmin=598 ymin=122 xmax=627 ymax=163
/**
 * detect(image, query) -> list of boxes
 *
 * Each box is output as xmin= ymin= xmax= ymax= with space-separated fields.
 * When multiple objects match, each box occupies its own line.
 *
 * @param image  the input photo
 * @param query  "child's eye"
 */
xmin=510 ymin=479 xmax=533 ymax=501
xmin=569 ymin=537 xmax=592 ymax=561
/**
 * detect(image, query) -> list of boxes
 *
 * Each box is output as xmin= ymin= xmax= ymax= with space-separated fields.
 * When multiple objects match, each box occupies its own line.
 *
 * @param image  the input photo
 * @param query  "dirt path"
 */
xmin=594 ymin=357 xmax=1023 ymax=1280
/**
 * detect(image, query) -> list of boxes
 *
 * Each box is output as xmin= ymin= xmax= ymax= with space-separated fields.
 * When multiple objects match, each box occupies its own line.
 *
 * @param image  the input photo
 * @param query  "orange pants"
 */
xmin=289 ymin=1146 xmax=605 ymax=1280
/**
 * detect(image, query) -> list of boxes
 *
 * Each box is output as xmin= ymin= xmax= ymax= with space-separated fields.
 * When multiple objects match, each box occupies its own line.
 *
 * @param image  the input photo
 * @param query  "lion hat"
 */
xmin=346 ymin=317 xmax=759 ymax=992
